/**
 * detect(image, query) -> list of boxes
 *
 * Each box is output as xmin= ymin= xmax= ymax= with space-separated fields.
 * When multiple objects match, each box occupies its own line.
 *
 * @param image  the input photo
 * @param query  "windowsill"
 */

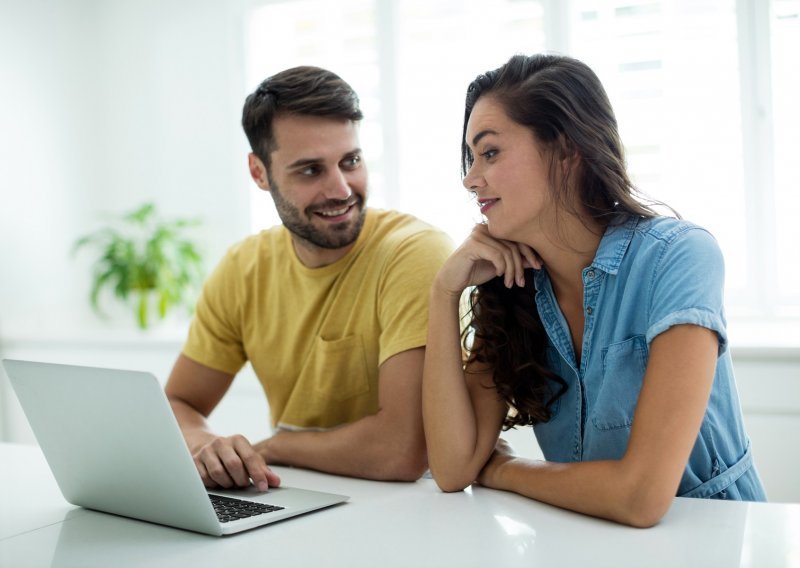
xmin=1 ymin=318 xmax=798 ymax=360
xmin=727 ymin=316 xmax=800 ymax=356
xmin=0 ymin=326 xmax=188 ymax=350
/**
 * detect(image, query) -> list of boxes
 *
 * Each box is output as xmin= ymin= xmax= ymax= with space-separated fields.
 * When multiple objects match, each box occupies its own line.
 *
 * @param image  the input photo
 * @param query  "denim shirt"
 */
xmin=531 ymin=215 xmax=767 ymax=500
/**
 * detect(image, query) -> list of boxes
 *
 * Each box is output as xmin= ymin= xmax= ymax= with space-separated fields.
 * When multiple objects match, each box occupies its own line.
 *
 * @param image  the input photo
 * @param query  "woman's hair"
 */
xmin=462 ymin=53 xmax=661 ymax=429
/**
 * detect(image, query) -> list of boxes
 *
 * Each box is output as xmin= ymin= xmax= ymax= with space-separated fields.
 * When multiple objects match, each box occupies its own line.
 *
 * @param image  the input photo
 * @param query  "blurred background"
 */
xmin=1 ymin=0 xmax=798 ymax=502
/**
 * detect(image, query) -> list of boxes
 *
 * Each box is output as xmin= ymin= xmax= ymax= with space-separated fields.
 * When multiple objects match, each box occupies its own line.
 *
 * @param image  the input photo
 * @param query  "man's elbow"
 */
xmin=381 ymin=446 xmax=429 ymax=481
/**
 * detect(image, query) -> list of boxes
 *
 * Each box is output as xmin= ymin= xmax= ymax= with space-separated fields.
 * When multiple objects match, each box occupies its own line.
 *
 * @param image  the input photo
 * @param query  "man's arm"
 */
xmin=256 ymin=347 xmax=428 ymax=481
xmin=165 ymin=354 xmax=280 ymax=491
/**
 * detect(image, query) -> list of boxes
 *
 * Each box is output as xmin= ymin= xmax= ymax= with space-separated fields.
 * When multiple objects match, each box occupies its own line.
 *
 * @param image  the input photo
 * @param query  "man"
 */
xmin=165 ymin=66 xmax=453 ymax=491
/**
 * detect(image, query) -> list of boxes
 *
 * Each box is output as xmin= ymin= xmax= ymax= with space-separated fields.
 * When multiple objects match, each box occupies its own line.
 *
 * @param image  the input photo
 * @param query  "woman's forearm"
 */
xmin=422 ymin=287 xmax=494 ymax=490
xmin=481 ymin=453 xmax=673 ymax=528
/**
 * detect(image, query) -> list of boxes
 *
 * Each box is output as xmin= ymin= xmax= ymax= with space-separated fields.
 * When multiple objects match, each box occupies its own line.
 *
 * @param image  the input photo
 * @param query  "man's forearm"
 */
xmin=168 ymin=397 xmax=217 ymax=452
xmin=256 ymin=412 xmax=427 ymax=481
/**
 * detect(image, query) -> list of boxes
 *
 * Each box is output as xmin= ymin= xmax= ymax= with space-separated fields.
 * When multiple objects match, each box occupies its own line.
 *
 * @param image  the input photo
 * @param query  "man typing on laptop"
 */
xmin=165 ymin=66 xmax=452 ymax=492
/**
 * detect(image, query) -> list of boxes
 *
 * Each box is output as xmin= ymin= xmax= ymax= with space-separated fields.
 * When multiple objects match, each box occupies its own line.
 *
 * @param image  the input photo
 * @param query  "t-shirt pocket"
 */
xmin=305 ymin=334 xmax=371 ymax=402
xmin=279 ymin=334 xmax=373 ymax=430
xmin=592 ymin=335 xmax=648 ymax=431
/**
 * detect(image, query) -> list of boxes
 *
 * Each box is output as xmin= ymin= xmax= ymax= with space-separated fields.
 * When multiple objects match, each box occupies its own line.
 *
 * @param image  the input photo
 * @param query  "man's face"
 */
xmin=249 ymin=114 xmax=368 ymax=267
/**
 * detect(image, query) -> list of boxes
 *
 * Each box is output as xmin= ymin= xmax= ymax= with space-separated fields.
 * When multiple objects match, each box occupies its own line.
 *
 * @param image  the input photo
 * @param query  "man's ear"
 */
xmin=248 ymin=153 xmax=271 ymax=191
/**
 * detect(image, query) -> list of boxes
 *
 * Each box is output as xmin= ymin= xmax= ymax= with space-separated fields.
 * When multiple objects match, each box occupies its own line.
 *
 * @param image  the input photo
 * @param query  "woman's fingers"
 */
xmin=438 ymin=224 xmax=543 ymax=293
xmin=517 ymin=241 xmax=543 ymax=270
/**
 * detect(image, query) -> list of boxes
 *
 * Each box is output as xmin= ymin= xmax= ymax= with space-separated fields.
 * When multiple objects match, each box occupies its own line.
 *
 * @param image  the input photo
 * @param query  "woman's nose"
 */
xmin=462 ymin=164 xmax=483 ymax=191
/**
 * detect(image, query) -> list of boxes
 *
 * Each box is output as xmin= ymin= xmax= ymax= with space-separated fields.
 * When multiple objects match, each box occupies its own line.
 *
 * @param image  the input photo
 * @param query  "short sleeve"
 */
xmin=376 ymin=229 xmax=454 ymax=364
xmin=182 ymin=249 xmax=248 ymax=374
xmin=645 ymin=227 xmax=728 ymax=355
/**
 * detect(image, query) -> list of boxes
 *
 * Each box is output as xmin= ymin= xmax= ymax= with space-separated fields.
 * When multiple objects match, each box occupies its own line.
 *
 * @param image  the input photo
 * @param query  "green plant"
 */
xmin=73 ymin=203 xmax=204 ymax=329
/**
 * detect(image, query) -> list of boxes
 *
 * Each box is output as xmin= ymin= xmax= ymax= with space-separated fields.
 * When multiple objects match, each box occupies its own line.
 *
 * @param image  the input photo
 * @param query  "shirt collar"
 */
xmin=590 ymin=215 xmax=639 ymax=275
xmin=532 ymin=215 xmax=639 ymax=291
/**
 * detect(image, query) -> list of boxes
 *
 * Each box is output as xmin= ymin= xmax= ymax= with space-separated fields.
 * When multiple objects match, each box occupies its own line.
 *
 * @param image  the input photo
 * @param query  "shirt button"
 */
xmin=586 ymin=306 xmax=593 ymax=315
xmin=587 ymin=270 xmax=595 ymax=280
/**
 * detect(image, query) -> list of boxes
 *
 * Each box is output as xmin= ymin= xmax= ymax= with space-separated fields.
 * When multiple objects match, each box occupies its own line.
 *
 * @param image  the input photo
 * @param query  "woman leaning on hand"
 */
xmin=421 ymin=53 xmax=766 ymax=528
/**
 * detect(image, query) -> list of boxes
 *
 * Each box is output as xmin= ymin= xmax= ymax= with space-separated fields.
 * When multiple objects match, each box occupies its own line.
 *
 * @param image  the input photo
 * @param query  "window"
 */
xmin=245 ymin=0 xmax=799 ymax=345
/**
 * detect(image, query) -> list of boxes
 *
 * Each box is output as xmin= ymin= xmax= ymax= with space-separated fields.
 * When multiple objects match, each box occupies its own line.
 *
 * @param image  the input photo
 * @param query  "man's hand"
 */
xmin=192 ymin=433 xmax=281 ymax=492
xmin=165 ymin=354 xmax=281 ymax=492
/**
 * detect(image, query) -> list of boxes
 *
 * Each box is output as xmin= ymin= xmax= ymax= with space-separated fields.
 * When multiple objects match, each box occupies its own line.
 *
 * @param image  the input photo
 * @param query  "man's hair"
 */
xmin=241 ymin=66 xmax=363 ymax=170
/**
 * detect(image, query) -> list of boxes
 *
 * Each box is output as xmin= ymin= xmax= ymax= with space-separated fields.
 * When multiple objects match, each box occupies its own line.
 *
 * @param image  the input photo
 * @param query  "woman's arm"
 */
xmin=422 ymin=224 xmax=540 ymax=491
xmin=476 ymin=324 xmax=718 ymax=527
xmin=422 ymin=287 xmax=507 ymax=491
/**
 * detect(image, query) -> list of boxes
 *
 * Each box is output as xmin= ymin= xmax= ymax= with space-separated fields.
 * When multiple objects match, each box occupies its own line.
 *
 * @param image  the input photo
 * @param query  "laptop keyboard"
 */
xmin=209 ymin=493 xmax=285 ymax=523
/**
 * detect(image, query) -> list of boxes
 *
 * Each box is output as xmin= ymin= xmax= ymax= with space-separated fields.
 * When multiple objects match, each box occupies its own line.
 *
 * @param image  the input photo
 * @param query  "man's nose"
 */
xmin=324 ymin=169 xmax=353 ymax=200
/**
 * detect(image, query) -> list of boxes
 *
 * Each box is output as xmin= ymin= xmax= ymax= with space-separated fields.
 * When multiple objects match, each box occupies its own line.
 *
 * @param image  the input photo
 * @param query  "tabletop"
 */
xmin=1 ymin=442 xmax=798 ymax=568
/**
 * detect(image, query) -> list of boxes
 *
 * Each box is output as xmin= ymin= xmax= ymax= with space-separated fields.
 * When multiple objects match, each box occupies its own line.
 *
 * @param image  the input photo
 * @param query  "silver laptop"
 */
xmin=2 ymin=358 xmax=349 ymax=536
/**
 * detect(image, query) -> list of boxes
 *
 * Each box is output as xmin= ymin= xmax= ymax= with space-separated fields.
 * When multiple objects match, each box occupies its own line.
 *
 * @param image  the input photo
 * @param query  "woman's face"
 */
xmin=462 ymin=96 xmax=556 ymax=244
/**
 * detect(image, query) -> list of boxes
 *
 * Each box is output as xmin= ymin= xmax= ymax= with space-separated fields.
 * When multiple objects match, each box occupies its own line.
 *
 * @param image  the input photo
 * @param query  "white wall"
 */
xmin=0 ymin=0 xmax=252 ymax=339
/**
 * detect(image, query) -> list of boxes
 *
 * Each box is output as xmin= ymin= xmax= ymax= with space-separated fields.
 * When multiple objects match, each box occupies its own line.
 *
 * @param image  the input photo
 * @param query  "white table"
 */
xmin=1 ymin=442 xmax=798 ymax=568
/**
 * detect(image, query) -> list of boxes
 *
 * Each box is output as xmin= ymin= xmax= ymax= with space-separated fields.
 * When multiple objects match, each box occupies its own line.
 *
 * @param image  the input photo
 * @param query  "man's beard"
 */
xmin=268 ymin=176 xmax=366 ymax=250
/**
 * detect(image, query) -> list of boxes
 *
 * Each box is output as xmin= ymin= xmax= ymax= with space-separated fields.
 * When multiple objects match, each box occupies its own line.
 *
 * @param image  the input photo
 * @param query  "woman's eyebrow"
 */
xmin=471 ymin=129 xmax=499 ymax=147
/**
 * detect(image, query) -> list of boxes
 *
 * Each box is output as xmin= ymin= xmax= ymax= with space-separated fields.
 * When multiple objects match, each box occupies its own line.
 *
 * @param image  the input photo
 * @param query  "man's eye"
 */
xmin=342 ymin=155 xmax=361 ymax=169
xmin=300 ymin=166 xmax=320 ymax=176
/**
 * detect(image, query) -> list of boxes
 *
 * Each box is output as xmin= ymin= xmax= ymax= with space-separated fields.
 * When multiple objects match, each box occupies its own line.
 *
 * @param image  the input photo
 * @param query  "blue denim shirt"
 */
xmin=531 ymin=215 xmax=767 ymax=500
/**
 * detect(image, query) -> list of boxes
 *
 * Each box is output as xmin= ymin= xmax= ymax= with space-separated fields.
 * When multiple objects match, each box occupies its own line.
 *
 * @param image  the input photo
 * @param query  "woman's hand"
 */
xmin=475 ymin=437 xmax=518 ymax=489
xmin=434 ymin=224 xmax=542 ymax=297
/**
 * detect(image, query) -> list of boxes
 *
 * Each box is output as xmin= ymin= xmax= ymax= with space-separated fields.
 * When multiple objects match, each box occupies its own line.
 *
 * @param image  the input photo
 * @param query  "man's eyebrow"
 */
xmin=287 ymin=148 xmax=362 ymax=169
xmin=471 ymin=129 xmax=499 ymax=147
xmin=287 ymin=158 xmax=321 ymax=169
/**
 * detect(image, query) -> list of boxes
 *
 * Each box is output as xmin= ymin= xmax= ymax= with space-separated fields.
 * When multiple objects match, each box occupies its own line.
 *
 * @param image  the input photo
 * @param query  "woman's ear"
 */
xmin=558 ymin=136 xmax=581 ymax=174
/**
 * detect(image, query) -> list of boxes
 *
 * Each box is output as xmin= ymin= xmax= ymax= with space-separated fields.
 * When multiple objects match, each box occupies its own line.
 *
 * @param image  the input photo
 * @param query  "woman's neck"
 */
xmin=530 ymin=213 xmax=605 ymax=301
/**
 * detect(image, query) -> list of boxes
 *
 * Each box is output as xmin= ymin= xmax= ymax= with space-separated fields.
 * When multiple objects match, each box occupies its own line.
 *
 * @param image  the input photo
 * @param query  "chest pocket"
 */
xmin=306 ymin=335 xmax=370 ymax=401
xmin=280 ymin=334 xmax=373 ymax=429
xmin=592 ymin=335 xmax=648 ymax=431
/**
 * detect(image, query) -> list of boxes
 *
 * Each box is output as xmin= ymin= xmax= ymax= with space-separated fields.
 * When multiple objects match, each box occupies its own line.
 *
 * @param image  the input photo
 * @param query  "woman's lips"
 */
xmin=479 ymin=198 xmax=499 ymax=215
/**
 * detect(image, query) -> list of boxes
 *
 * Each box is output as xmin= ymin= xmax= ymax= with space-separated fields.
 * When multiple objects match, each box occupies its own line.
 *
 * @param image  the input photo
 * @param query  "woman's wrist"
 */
xmin=430 ymin=274 xmax=466 ymax=302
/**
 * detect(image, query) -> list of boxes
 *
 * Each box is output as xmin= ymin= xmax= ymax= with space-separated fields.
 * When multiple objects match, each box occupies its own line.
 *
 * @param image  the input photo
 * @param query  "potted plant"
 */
xmin=73 ymin=203 xmax=204 ymax=329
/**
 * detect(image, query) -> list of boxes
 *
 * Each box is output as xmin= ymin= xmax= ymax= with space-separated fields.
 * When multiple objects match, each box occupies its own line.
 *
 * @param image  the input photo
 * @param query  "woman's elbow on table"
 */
xmin=615 ymin=481 xmax=675 ymax=528
xmin=429 ymin=466 xmax=475 ymax=493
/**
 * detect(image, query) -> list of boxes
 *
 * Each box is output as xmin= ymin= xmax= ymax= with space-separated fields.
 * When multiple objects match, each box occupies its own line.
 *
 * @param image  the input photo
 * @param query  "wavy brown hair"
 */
xmin=462 ymin=54 xmax=661 ymax=429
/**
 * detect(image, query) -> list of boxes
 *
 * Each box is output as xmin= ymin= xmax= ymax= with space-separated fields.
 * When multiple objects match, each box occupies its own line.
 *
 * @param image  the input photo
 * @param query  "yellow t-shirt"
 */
xmin=183 ymin=208 xmax=453 ymax=430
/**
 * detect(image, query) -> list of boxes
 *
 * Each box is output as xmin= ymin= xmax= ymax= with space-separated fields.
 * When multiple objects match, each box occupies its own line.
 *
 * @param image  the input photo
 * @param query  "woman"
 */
xmin=422 ymin=53 xmax=766 ymax=527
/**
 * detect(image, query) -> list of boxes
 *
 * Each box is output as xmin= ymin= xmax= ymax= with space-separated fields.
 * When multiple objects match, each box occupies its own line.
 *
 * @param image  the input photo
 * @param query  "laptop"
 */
xmin=2 ymin=358 xmax=349 ymax=536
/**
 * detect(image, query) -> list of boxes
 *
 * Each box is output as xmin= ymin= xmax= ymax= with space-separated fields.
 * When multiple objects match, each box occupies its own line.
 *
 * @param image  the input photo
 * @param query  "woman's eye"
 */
xmin=481 ymin=149 xmax=498 ymax=160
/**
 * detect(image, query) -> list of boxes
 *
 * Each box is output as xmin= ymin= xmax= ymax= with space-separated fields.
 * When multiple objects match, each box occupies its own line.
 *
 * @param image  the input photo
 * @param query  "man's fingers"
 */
xmin=194 ymin=434 xmax=257 ymax=489
xmin=216 ymin=438 xmax=252 ymax=487
xmin=194 ymin=457 xmax=217 ymax=488
xmin=197 ymin=447 xmax=236 ymax=488
xmin=232 ymin=436 xmax=281 ymax=491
